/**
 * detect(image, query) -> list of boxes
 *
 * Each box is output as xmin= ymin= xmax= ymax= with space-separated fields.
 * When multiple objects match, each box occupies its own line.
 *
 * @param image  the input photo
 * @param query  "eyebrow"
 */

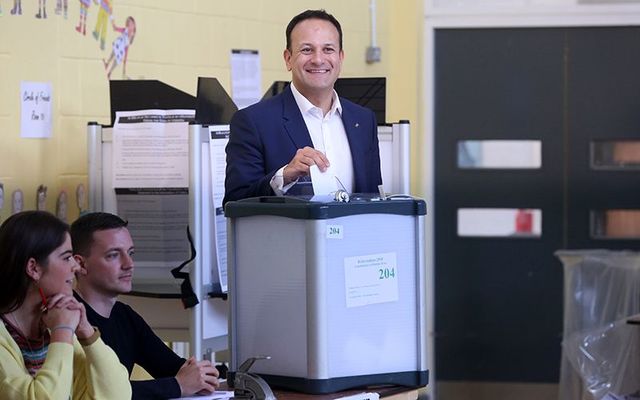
xmin=298 ymin=41 xmax=337 ymax=47
xmin=105 ymin=246 xmax=135 ymax=253
xmin=58 ymin=249 xmax=73 ymax=258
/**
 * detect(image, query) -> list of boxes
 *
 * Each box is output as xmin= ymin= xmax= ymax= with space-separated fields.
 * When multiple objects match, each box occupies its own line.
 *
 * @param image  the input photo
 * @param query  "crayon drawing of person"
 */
xmin=11 ymin=0 xmax=22 ymax=15
xmin=10 ymin=0 xmax=21 ymax=15
xmin=35 ymin=0 xmax=47 ymax=18
xmin=75 ymin=0 xmax=91 ymax=35
xmin=11 ymin=189 xmax=23 ymax=215
xmin=36 ymin=185 xmax=47 ymax=211
xmin=55 ymin=0 xmax=67 ymax=18
xmin=92 ymin=0 xmax=112 ymax=50
xmin=56 ymin=191 xmax=68 ymax=222
xmin=103 ymin=16 xmax=136 ymax=79
xmin=76 ymin=183 xmax=86 ymax=214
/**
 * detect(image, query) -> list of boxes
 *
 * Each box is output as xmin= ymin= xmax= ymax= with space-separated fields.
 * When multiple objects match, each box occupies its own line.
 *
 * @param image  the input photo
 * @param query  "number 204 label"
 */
xmin=344 ymin=252 xmax=399 ymax=308
xmin=326 ymin=225 xmax=343 ymax=239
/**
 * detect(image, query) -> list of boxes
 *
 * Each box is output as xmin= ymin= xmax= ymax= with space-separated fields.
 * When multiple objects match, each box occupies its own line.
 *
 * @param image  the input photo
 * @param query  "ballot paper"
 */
xmin=309 ymin=164 xmax=339 ymax=195
xmin=170 ymin=390 xmax=234 ymax=400
xmin=336 ymin=392 xmax=380 ymax=400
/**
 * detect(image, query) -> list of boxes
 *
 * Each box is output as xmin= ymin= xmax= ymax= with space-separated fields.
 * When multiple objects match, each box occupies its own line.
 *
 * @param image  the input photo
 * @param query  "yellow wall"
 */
xmin=0 ymin=0 xmax=423 ymax=222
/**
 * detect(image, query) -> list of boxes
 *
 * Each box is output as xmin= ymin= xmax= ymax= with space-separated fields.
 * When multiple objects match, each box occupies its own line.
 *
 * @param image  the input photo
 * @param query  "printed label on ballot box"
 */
xmin=344 ymin=252 xmax=399 ymax=308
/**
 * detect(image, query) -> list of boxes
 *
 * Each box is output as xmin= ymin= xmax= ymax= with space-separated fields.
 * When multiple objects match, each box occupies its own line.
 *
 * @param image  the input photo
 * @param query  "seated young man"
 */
xmin=70 ymin=212 xmax=220 ymax=400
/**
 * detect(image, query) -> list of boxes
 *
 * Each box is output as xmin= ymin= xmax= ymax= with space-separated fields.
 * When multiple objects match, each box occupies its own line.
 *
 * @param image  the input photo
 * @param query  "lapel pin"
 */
xmin=355 ymin=123 xmax=359 ymax=128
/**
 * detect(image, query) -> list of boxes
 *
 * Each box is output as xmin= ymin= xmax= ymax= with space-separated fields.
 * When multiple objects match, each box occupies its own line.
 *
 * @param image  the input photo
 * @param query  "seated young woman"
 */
xmin=0 ymin=210 xmax=131 ymax=399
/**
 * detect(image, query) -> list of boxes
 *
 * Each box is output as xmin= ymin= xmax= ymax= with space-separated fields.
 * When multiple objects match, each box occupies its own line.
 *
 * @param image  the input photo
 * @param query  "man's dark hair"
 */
xmin=0 ymin=211 xmax=69 ymax=313
xmin=286 ymin=9 xmax=343 ymax=51
xmin=70 ymin=212 xmax=128 ymax=257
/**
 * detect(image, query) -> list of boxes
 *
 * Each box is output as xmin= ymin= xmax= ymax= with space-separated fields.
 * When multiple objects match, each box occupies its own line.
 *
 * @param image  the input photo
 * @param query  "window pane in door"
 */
xmin=457 ymin=208 xmax=542 ymax=238
xmin=591 ymin=140 xmax=640 ymax=170
xmin=458 ymin=140 xmax=542 ymax=169
xmin=591 ymin=209 xmax=640 ymax=239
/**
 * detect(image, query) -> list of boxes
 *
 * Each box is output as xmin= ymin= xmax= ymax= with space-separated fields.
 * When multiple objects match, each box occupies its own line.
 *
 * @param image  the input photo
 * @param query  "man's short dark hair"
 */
xmin=70 ymin=212 xmax=128 ymax=257
xmin=286 ymin=9 xmax=343 ymax=51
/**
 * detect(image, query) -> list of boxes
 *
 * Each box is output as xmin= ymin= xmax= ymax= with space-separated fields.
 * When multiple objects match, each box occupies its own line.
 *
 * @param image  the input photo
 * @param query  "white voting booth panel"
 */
xmin=378 ymin=121 xmax=411 ymax=195
xmin=87 ymin=122 xmax=228 ymax=359
xmin=226 ymin=197 xmax=428 ymax=394
xmin=87 ymin=119 xmax=411 ymax=359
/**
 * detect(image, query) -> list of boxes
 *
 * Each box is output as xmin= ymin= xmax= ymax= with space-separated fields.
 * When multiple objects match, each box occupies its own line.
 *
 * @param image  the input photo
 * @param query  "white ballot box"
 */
xmin=225 ymin=195 xmax=428 ymax=394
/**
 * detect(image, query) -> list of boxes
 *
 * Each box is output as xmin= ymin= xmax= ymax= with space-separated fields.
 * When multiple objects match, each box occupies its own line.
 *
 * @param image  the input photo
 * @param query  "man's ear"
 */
xmin=74 ymin=254 xmax=88 ymax=276
xmin=284 ymin=49 xmax=292 ymax=71
xmin=25 ymin=258 xmax=42 ymax=281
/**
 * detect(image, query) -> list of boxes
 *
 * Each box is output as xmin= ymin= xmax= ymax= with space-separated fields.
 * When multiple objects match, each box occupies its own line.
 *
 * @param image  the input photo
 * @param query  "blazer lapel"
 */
xmin=282 ymin=86 xmax=313 ymax=149
xmin=341 ymin=103 xmax=366 ymax=190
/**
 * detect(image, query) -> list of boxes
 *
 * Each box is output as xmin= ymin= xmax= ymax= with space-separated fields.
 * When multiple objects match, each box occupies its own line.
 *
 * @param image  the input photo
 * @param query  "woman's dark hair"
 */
xmin=0 ymin=211 xmax=69 ymax=313
xmin=286 ymin=9 xmax=343 ymax=51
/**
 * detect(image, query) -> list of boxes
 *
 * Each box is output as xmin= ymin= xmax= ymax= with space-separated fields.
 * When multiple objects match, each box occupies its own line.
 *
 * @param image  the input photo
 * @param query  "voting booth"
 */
xmin=87 ymin=79 xmax=236 ymax=359
xmin=88 ymin=78 xmax=413 ymax=365
xmin=226 ymin=195 xmax=429 ymax=394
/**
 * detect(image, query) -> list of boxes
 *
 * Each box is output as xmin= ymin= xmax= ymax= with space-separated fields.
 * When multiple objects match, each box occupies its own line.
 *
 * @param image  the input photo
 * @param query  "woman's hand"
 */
xmin=64 ymin=298 xmax=95 ymax=340
xmin=42 ymin=294 xmax=81 ymax=343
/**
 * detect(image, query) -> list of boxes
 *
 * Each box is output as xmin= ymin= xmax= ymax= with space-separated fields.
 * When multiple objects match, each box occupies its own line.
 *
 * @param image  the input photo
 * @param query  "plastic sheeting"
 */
xmin=557 ymin=250 xmax=640 ymax=400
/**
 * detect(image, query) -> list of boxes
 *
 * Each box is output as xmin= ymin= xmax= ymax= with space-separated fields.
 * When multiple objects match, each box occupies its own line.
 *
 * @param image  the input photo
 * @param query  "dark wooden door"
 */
xmin=435 ymin=28 xmax=566 ymax=382
xmin=435 ymin=26 xmax=640 ymax=384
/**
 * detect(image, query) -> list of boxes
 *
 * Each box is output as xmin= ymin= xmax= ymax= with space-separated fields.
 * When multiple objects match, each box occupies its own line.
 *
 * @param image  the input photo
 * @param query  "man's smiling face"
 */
xmin=284 ymin=18 xmax=344 ymax=102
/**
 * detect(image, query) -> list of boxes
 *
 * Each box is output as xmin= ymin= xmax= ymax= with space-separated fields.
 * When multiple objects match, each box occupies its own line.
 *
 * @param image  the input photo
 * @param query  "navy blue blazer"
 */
xmin=223 ymin=86 xmax=382 ymax=204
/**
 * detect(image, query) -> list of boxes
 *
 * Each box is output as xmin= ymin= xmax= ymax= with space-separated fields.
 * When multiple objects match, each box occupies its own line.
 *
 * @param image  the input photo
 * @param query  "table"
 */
xmin=272 ymin=385 xmax=420 ymax=400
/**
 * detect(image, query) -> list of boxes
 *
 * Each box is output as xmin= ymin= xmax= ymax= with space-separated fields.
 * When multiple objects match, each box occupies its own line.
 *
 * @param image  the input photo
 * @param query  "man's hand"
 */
xmin=283 ymin=146 xmax=330 ymax=185
xmin=176 ymin=356 xmax=220 ymax=396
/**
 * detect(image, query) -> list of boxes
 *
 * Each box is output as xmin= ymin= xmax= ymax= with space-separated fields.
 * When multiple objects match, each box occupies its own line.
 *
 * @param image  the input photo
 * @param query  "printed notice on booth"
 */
xmin=112 ymin=109 xmax=194 ymax=188
xmin=208 ymin=125 xmax=230 ymax=292
xmin=344 ymin=252 xmax=398 ymax=308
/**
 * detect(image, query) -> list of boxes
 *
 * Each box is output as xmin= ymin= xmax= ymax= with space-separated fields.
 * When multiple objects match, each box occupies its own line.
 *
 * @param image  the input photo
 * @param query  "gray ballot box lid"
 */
xmin=224 ymin=194 xmax=427 ymax=220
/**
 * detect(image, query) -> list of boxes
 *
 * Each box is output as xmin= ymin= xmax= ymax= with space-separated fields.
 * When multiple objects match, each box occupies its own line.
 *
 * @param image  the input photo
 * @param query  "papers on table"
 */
xmin=170 ymin=390 xmax=234 ymax=400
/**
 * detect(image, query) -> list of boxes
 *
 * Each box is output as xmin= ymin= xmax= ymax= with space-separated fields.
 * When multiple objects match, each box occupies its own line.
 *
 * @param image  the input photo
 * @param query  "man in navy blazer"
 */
xmin=224 ymin=9 xmax=382 ymax=204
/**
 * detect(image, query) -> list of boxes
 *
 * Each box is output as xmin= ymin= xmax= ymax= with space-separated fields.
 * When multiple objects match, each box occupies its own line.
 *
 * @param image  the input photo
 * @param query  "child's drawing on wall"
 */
xmin=55 ymin=0 xmax=67 ymax=18
xmin=75 ymin=0 xmax=91 ymax=35
xmin=103 ymin=16 xmax=136 ymax=79
xmin=92 ymin=0 xmax=112 ymax=50
xmin=9 ymin=0 xmax=21 ymax=15
xmin=35 ymin=0 xmax=47 ymax=18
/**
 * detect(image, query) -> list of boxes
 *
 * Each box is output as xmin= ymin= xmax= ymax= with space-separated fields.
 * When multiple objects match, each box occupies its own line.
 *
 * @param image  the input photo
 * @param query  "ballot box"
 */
xmin=225 ymin=195 xmax=429 ymax=394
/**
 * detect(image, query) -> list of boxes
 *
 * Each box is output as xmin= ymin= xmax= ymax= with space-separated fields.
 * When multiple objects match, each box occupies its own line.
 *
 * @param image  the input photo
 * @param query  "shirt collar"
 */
xmin=290 ymin=82 xmax=342 ymax=118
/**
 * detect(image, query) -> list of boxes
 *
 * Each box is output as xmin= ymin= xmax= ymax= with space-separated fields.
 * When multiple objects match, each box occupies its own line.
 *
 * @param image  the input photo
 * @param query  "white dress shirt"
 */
xmin=270 ymin=82 xmax=354 ymax=195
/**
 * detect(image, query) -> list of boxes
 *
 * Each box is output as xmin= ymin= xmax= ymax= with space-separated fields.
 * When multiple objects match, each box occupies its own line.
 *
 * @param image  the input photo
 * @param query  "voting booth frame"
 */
xmin=86 ymin=120 xmax=413 ymax=365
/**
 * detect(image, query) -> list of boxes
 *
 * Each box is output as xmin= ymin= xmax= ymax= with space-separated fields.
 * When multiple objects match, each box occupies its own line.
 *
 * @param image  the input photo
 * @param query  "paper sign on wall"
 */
xmin=230 ymin=49 xmax=261 ymax=110
xmin=344 ymin=252 xmax=399 ymax=308
xmin=20 ymin=81 xmax=52 ymax=138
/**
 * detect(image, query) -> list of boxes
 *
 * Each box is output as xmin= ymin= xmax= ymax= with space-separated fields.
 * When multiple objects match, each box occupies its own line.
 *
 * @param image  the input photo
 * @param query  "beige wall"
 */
xmin=0 ymin=0 xmax=423 ymax=223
